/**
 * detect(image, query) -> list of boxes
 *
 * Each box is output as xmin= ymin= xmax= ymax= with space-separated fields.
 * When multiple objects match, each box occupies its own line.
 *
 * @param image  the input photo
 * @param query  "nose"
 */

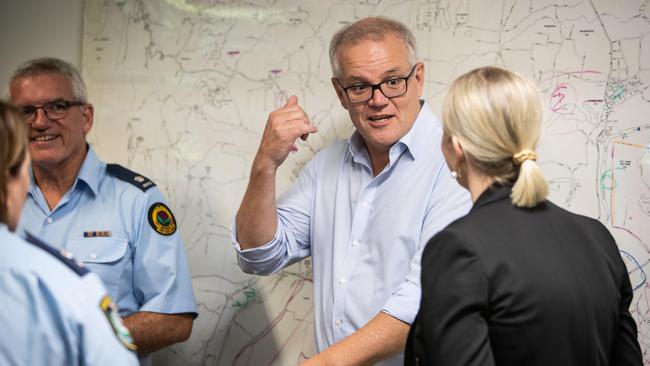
xmin=31 ymin=108 xmax=51 ymax=129
xmin=368 ymin=86 xmax=389 ymax=107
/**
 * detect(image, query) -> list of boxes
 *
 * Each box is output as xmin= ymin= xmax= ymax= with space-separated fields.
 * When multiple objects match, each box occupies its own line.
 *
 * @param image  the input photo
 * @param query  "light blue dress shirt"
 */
xmin=17 ymin=147 xmax=197 ymax=364
xmin=233 ymin=101 xmax=472 ymax=365
xmin=0 ymin=224 xmax=139 ymax=366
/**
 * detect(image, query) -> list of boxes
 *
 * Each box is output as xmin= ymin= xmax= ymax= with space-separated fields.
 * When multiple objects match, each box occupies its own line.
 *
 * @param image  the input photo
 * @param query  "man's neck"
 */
xmin=33 ymin=151 xmax=87 ymax=210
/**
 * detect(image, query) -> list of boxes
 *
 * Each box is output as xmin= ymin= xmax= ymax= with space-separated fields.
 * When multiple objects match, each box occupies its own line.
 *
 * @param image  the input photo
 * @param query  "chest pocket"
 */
xmin=66 ymin=237 xmax=129 ymax=296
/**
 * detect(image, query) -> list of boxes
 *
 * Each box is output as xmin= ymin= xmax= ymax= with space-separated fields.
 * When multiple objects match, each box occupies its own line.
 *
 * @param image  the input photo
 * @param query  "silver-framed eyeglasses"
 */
xmin=336 ymin=64 xmax=418 ymax=104
xmin=20 ymin=100 xmax=85 ymax=123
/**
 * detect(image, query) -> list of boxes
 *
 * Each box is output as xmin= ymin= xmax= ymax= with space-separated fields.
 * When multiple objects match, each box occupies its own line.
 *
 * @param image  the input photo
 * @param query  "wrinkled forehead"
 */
xmin=10 ymin=72 xmax=75 ymax=102
xmin=335 ymin=34 xmax=412 ymax=77
xmin=337 ymin=32 xmax=409 ymax=57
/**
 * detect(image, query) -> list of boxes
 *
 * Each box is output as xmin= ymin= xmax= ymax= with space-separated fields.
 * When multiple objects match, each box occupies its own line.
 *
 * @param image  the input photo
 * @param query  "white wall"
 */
xmin=0 ymin=0 xmax=83 ymax=94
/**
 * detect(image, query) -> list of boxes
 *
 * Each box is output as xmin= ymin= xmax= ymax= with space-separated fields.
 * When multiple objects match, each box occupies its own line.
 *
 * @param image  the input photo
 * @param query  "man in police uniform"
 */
xmin=9 ymin=58 xmax=197 ymax=363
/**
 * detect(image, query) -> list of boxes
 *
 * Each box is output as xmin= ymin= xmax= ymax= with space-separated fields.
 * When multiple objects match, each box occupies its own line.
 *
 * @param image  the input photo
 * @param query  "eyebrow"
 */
xmin=20 ymin=98 xmax=67 ymax=107
xmin=344 ymin=67 xmax=405 ymax=84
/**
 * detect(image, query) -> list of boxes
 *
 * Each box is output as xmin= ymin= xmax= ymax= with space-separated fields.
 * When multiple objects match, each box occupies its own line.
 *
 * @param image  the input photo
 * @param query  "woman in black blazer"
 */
xmin=405 ymin=67 xmax=642 ymax=366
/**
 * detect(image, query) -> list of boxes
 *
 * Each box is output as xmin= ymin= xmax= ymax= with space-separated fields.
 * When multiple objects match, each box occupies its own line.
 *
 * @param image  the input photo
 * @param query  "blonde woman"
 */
xmin=0 ymin=101 xmax=137 ymax=365
xmin=404 ymin=67 xmax=642 ymax=366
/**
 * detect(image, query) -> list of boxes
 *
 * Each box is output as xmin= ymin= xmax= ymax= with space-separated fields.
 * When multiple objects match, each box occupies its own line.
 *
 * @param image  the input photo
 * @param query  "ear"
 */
xmin=331 ymin=78 xmax=349 ymax=110
xmin=450 ymin=135 xmax=466 ymax=162
xmin=81 ymin=103 xmax=94 ymax=135
xmin=414 ymin=62 xmax=425 ymax=97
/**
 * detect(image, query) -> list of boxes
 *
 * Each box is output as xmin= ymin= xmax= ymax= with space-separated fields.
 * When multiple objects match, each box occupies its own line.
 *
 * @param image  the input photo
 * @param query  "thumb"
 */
xmin=285 ymin=95 xmax=298 ymax=107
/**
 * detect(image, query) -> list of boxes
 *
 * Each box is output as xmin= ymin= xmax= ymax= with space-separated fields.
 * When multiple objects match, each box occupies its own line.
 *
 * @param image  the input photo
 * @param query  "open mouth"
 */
xmin=31 ymin=135 xmax=58 ymax=142
xmin=368 ymin=114 xmax=393 ymax=123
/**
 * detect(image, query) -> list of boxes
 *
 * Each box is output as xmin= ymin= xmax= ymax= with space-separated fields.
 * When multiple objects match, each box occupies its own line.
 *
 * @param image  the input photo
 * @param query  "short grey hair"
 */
xmin=10 ymin=57 xmax=87 ymax=103
xmin=329 ymin=16 xmax=419 ymax=78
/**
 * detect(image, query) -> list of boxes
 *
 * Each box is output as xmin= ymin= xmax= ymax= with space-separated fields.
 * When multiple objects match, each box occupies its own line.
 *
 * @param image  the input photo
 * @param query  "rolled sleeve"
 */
xmin=231 ymin=219 xmax=289 ymax=275
xmin=231 ymin=213 xmax=311 ymax=275
xmin=381 ymin=251 xmax=423 ymax=324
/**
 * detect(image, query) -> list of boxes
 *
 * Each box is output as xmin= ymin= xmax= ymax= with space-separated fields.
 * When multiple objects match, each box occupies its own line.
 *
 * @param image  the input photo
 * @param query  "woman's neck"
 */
xmin=464 ymin=164 xmax=497 ymax=203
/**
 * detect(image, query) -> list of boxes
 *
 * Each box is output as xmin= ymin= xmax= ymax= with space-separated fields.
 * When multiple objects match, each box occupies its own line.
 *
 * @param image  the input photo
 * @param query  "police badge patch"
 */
xmin=148 ymin=202 xmax=177 ymax=236
xmin=100 ymin=295 xmax=137 ymax=351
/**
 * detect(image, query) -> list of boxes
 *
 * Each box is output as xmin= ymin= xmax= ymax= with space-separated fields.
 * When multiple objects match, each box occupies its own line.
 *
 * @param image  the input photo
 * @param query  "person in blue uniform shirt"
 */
xmin=405 ymin=66 xmax=643 ymax=365
xmin=8 ymin=57 xmax=198 ymax=363
xmin=0 ymin=100 xmax=139 ymax=366
xmin=232 ymin=17 xmax=471 ymax=365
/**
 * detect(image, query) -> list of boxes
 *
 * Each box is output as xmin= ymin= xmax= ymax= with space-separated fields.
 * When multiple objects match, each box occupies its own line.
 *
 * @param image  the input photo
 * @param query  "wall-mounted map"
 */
xmin=82 ymin=0 xmax=650 ymax=364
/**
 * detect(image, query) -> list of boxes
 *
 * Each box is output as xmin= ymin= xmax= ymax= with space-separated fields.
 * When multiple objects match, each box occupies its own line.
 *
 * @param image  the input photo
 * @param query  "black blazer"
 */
xmin=405 ymin=184 xmax=642 ymax=366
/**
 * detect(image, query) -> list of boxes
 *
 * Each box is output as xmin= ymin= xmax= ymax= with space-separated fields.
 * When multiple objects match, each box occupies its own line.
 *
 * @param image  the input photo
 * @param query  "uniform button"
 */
xmin=46 ymin=217 xmax=53 ymax=223
xmin=339 ymin=277 xmax=346 ymax=285
xmin=90 ymin=253 xmax=97 ymax=259
xmin=335 ymin=319 xmax=342 ymax=326
xmin=360 ymin=201 xmax=369 ymax=208
xmin=351 ymin=240 xmax=359 ymax=247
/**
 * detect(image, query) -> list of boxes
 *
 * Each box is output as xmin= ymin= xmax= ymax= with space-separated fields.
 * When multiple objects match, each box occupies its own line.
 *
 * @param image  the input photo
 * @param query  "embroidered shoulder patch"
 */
xmin=100 ymin=295 xmax=137 ymax=351
xmin=106 ymin=164 xmax=156 ymax=192
xmin=148 ymin=202 xmax=177 ymax=236
xmin=25 ymin=232 xmax=89 ymax=276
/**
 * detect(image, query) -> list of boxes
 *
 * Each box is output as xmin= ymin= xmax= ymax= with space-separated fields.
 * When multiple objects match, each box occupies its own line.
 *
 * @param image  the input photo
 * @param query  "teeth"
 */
xmin=369 ymin=115 xmax=390 ymax=121
xmin=33 ymin=135 xmax=56 ymax=142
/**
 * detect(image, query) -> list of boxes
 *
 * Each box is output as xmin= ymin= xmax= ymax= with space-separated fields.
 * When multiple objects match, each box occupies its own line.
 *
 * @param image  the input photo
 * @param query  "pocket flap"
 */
xmin=66 ymin=238 xmax=128 ymax=263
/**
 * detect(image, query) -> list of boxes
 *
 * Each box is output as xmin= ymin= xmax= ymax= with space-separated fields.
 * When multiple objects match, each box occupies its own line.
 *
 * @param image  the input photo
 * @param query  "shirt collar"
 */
xmin=76 ymin=146 xmax=103 ymax=196
xmin=346 ymin=99 xmax=437 ymax=164
xmin=28 ymin=145 xmax=103 ymax=197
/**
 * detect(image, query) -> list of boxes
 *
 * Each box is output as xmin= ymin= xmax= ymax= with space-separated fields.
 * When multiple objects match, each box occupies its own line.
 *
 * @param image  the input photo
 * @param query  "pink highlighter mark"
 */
xmin=550 ymin=83 xmax=568 ymax=112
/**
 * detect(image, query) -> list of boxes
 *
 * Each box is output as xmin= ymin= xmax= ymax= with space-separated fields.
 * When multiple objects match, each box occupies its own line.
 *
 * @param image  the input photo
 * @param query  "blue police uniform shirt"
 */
xmin=0 ymin=224 xmax=139 ymax=365
xmin=17 ymin=147 xmax=197 ymax=318
xmin=232 ymin=101 xmax=472 ymax=366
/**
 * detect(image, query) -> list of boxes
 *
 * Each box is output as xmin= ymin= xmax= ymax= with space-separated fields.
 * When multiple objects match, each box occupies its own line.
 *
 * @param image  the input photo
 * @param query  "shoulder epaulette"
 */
xmin=106 ymin=164 xmax=156 ymax=192
xmin=24 ymin=232 xmax=89 ymax=276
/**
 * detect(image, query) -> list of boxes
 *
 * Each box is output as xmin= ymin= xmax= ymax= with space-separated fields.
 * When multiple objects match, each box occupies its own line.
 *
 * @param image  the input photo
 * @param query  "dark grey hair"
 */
xmin=10 ymin=57 xmax=87 ymax=102
xmin=329 ymin=16 xmax=418 ymax=78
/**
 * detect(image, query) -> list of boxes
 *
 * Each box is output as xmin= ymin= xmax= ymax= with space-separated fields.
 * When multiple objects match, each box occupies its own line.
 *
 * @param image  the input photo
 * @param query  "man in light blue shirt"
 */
xmin=233 ymin=17 xmax=471 ymax=365
xmin=9 ymin=57 xmax=197 ymax=364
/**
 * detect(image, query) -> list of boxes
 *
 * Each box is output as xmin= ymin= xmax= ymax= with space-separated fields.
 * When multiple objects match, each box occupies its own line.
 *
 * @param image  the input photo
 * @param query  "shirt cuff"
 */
xmin=139 ymin=296 xmax=198 ymax=317
xmin=381 ymin=278 xmax=420 ymax=325
xmin=230 ymin=221 xmax=286 ymax=275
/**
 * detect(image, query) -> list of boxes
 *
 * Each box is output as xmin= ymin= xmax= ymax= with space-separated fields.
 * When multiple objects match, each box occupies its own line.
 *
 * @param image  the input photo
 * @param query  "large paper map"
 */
xmin=82 ymin=1 xmax=650 ymax=364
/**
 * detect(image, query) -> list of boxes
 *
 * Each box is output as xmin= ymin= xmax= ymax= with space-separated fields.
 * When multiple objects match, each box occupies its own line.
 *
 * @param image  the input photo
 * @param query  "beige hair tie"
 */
xmin=513 ymin=149 xmax=537 ymax=165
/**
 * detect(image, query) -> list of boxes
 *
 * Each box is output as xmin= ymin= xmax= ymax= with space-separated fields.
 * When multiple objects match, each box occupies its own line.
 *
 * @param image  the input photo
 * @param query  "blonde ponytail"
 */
xmin=511 ymin=159 xmax=548 ymax=208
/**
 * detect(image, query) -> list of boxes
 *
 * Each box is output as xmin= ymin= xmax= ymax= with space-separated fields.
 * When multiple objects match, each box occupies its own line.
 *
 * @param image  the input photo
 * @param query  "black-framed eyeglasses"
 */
xmin=20 ymin=100 xmax=85 ymax=123
xmin=336 ymin=64 xmax=418 ymax=104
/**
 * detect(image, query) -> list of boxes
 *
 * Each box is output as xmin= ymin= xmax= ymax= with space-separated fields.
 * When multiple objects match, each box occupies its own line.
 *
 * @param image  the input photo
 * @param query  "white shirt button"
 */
xmin=339 ymin=277 xmax=346 ymax=285
xmin=360 ymin=202 xmax=369 ymax=208
xmin=335 ymin=319 xmax=342 ymax=326
xmin=351 ymin=240 xmax=359 ymax=247
xmin=46 ymin=217 xmax=53 ymax=223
